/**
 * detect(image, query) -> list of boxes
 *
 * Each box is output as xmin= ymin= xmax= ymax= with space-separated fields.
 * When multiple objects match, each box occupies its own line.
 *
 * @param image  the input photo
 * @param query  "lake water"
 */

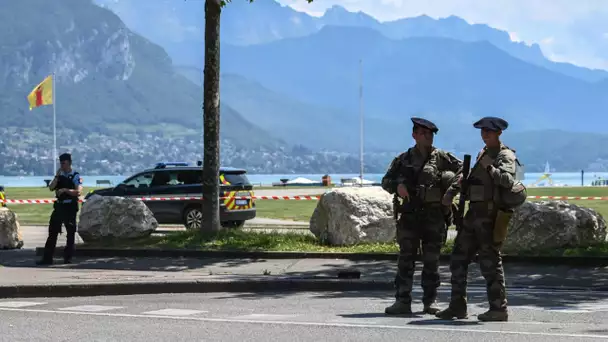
xmin=1 ymin=172 xmax=607 ymax=188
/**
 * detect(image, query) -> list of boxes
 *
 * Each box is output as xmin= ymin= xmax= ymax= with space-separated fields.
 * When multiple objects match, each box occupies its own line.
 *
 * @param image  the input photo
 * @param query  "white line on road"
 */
xmin=0 ymin=301 xmax=47 ymax=308
xmin=232 ymin=314 xmax=299 ymax=319
xmin=57 ymin=305 xmax=124 ymax=312
xmin=142 ymin=309 xmax=208 ymax=316
xmin=420 ymin=286 xmax=608 ymax=296
xmin=0 ymin=307 xmax=606 ymax=339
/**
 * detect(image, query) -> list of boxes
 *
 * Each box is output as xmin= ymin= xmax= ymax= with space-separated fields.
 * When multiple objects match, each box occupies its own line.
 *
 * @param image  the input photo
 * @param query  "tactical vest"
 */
xmin=56 ymin=172 xmax=79 ymax=205
xmin=467 ymin=145 xmax=527 ymax=209
xmin=400 ymin=147 xmax=445 ymax=204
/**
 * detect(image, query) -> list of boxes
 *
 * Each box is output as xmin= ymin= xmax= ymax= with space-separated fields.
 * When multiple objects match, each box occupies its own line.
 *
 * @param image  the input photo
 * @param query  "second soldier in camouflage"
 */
xmin=436 ymin=116 xmax=523 ymax=322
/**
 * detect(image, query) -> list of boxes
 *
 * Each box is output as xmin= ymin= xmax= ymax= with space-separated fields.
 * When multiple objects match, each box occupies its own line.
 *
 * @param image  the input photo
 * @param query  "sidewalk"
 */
xmin=2 ymin=226 xmax=607 ymax=298
xmin=2 ymin=248 xmax=608 ymax=298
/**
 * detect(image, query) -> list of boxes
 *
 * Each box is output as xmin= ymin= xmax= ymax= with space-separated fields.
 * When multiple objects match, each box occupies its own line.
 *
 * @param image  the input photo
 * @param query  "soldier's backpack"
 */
xmin=495 ymin=146 xmax=527 ymax=209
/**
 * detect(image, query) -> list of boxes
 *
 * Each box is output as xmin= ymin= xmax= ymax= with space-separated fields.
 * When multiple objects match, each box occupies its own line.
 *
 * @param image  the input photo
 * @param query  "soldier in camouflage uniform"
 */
xmin=382 ymin=117 xmax=463 ymax=316
xmin=436 ymin=116 xmax=519 ymax=322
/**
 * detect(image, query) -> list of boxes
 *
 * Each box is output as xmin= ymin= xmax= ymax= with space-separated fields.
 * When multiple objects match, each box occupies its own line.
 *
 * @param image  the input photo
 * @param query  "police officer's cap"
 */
xmin=473 ymin=116 xmax=508 ymax=131
xmin=411 ymin=117 xmax=438 ymax=134
xmin=59 ymin=153 xmax=71 ymax=162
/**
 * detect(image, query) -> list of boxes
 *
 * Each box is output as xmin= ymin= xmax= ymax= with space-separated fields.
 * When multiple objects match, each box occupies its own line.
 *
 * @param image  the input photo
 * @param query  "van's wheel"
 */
xmin=221 ymin=220 xmax=245 ymax=229
xmin=184 ymin=207 xmax=202 ymax=230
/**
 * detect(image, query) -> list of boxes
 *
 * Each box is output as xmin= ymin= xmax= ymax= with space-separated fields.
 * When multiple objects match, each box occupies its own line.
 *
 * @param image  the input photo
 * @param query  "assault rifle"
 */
xmin=454 ymin=154 xmax=471 ymax=231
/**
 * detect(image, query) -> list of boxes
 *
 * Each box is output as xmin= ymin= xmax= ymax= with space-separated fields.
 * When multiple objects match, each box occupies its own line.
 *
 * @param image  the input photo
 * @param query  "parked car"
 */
xmin=85 ymin=162 xmax=256 ymax=229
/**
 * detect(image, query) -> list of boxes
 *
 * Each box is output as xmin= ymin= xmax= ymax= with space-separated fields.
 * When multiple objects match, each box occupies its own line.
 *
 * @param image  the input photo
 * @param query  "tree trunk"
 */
xmin=202 ymin=0 xmax=222 ymax=232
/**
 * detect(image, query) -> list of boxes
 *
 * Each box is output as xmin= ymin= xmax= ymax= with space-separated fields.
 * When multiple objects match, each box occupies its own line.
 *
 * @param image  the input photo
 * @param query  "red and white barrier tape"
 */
xmin=2 ymin=195 xmax=608 ymax=204
xmin=526 ymin=196 xmax=608 ymax=200
xmin=0 ymin=195 xmax=321 ymax=204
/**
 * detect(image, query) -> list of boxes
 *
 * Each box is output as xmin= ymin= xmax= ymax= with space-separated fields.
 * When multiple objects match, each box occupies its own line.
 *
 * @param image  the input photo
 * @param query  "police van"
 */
xmin=85 ymin=162 xmax=256 ymax=229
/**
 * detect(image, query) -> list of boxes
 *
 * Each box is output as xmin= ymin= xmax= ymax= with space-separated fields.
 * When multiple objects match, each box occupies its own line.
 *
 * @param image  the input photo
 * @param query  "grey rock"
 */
xmin=309 ymin=187 xmax=395 ymax=246
xmin=503 ymin=200 xmax=607 ymax=253
xmin=78 ymin=194 xmax=158 ymax=243
xmin=0 ymin=207 xmax=24 ymax=249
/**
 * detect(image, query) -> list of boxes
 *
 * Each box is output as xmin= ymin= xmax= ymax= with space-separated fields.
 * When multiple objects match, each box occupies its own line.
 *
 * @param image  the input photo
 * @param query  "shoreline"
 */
xmin=1 ymin=171 xmax=606 ymax=189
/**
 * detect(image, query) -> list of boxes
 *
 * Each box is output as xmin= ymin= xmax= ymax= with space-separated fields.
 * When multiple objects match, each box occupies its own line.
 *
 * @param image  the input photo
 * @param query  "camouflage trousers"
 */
xmin=394 ymin=206 xmax=447 ymax=305
xmin=448 ymin=202 xmax=507 ymax=311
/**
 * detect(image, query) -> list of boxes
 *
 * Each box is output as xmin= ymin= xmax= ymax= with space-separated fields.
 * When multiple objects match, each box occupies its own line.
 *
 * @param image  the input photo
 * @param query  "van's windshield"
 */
xmin=222 ymin=172 xmax=250 ymax=185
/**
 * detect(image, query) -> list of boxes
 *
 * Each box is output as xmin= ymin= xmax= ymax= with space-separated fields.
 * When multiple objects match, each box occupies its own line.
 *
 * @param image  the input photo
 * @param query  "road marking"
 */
xmin=514 ymin=306 xmax=592 ymax=314
xmin=231 ymin=314 xmax=299 ymax=319
xmin=427 ymin=286 xmax=608 ymax=296
xmin=467 ymin=303 xmax=608 ymax=314
xmin=0 ymin=307 xmax=606 ymax=339
xmin=58 ymin=305 xmax=123 ymax=312
xmin=0 ymin=301 xmax=46 ymax=308
xmin=142 ymin=309 xmax=207 ymax=316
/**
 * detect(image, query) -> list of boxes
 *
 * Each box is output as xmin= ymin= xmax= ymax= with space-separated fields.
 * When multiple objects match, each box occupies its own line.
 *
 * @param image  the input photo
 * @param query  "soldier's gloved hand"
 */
xmin=441 ymin=194 xmax=453 ymax=206
xmin=397 ymin=184 xmax=409 ymax=200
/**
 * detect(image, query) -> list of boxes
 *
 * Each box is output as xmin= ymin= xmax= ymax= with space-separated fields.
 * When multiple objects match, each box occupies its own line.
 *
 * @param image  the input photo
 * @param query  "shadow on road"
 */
xmin=0 ymin=249 xmax=268 ymax=272
xmin=211 ymin=289 xmax=608 ymax=317
xmin=2 ymin=248 xmax=608 ymax=288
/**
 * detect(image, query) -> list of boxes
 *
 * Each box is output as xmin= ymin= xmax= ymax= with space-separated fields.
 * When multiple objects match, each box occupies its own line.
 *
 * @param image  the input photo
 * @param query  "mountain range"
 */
xmin=1 ymin=0 xmax=608 ymax=176
xmin=94 ymin=0 xmax=608 ymax=83
xmin=0 ymin=0 xmax=389 ymax=176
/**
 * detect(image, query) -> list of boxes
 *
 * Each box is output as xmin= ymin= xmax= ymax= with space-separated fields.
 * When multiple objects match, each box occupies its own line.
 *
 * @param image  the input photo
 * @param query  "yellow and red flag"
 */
xmin=27 ymin=75 xmax=53 ymax=110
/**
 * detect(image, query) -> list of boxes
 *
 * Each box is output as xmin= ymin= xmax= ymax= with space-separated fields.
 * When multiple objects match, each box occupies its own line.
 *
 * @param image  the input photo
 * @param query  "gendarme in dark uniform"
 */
xmin=37 ymin=153 xmax=83 ymax=265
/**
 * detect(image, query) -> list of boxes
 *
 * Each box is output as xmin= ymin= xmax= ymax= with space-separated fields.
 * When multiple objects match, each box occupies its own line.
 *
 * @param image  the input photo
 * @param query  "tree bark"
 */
xmin=202 ymin=0 xmax=222 ymax=232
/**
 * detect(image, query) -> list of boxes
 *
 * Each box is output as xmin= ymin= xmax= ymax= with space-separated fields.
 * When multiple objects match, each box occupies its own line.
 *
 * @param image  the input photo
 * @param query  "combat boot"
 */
xmin=478 ymin=310 xmax=508 ymax=322
xmin=422 ymin=300 xmax=441 ymax=315
xmin=435 ymin=304 xmax=468 ymax=319
xmin=384 ymin=301 xmax=413 ymax=315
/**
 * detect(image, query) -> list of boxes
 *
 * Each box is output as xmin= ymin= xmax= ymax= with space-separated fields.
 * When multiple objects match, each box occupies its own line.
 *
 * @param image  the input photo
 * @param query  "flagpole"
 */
xmin=53 ymin=72 xmax=57 ymax=172
xmin=359 ymin=59 xmax=364 ymax=187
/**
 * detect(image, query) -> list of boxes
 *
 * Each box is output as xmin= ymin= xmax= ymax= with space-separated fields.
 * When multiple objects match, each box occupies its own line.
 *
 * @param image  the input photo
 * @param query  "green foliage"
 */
xmin=0 ymin=0 xmax=283 ymax=149
xmin=82 ymin=229 xmax=608 ymax=256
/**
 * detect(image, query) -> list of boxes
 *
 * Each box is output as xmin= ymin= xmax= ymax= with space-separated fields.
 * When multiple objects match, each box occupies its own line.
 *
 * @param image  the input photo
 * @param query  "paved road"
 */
xmin=1 ymin=290 xmax=607 ymax=341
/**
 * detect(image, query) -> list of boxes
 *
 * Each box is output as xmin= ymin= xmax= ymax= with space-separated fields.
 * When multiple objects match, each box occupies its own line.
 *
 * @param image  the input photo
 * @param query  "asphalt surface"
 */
xmin=1 ymin=289 xmax=608 ymax=341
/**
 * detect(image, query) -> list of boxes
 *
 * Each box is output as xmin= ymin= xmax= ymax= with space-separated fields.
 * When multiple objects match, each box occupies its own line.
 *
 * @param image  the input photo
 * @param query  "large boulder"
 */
xmin=0 ymin=208 xmax=24 ymax=249
xmin=78 ymin=195 xmax=158 ymax=243
xmin=309 ymin=186 xmax=395 ymax=246
xmin=503 ymin=200 xmax=607 ymax=253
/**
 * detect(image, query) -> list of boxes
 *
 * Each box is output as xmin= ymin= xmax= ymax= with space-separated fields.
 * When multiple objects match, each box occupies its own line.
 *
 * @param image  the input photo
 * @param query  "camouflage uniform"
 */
xmin=382 ymin=118 xmax=463 ymax=315
xmin=436 ymin=116 xmax=517 ymax=322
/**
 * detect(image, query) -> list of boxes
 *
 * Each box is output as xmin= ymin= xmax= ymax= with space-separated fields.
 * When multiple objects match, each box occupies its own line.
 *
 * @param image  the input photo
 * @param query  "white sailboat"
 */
xmin=531 ymin=161 xmax=553 ymax=187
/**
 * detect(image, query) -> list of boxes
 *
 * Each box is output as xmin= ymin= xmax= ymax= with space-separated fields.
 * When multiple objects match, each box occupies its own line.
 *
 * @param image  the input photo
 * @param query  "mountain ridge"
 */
xmin=219 ymin=25 xmax=608 ymax=134
xmin=0 ymin=0 xmax=390 ymax=176
xmin=93 ymin=0 xmax=608 ymax=83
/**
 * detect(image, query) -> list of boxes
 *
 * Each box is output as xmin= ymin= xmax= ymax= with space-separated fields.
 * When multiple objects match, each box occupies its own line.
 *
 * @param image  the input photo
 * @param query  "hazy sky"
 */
xmin=280 ymin=0 xmax=608 ymax=71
